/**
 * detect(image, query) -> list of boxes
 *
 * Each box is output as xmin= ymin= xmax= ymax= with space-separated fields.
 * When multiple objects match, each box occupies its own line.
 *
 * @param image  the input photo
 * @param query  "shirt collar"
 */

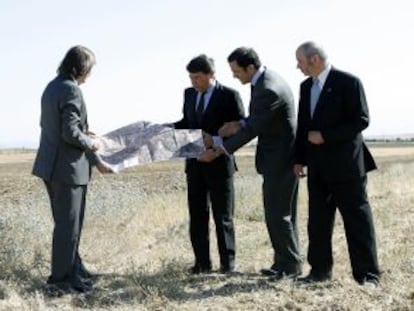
xmin=251 ymin=66 xmax=265 ymax=86
xmin=199 ymin=79 xmax=216 ymax=96
xmin=315 ymin=64 xmax=332 ymax=87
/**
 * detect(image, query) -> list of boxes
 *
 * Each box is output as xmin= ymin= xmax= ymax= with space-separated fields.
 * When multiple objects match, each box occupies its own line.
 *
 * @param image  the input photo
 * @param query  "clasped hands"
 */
xmin=197 ymin=121 xmax=242 ymax=163
xmin=308 ymin=131 xmax=324 ymax=145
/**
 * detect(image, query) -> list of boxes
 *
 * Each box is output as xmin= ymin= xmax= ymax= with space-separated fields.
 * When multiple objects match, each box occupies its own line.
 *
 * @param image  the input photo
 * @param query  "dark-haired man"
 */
xmin=32 ymin=45 xmax=112 ymax=295
xmin=173 ymin=54 xmax=245 ymax=274
xmin=199 ymin=47 xmax=302 ymax=280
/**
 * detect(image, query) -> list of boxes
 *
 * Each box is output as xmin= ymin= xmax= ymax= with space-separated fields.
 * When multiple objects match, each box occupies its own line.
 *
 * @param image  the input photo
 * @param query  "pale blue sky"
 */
xmin=1 ymin=0 xmax=413 ymax=147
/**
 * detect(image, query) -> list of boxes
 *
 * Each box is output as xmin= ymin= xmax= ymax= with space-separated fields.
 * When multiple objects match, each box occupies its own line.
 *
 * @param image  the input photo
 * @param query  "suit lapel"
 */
xmin=201 ymin=83 xmax=219 ymax=123
xmin=311 ymin=70 xmax=336 ymax=119
xmin=188 ymin=89 xmax=198 ymax=126
xmin=303 ymin=78 xmax=313 ymax=118
xmin=249 ymin=73 xmax=265 ymax=116
xmin=207 ymin=83 xmax=218 ymax=108
xmin=251 ymin=72 xmax=265 ymax=101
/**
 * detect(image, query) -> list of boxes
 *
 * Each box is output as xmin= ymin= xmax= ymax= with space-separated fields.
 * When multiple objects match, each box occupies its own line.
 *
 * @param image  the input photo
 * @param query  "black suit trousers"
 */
xmin=186 ymin=164 xmax=235 ymax=269
xmin=262 ymin=170 xmax=302 ymax=273
xmin=44 ymin=180 xmax=87 ymax=281
xmin=307 ymin=174 xmax=380 ymax=282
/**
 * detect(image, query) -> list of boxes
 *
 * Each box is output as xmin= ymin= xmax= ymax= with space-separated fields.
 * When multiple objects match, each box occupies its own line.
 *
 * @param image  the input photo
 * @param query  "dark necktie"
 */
xmin=196 ymin=92 xmax=205 ymax=126
xmin=250 ymin=84 xmax=254 ymax=100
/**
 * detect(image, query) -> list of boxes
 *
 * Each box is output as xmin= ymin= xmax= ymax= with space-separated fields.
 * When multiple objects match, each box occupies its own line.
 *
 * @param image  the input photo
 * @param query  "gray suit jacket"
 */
xmin=223 ymin=69 xmax=297 ymax=175
xmin=32 ymin=75 xmax=98 ymax=185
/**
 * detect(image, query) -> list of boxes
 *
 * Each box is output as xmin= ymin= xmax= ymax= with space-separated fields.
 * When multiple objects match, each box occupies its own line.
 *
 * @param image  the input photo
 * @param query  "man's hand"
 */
xmin=197 ymin=148 xmax=222 ymax=163
xmin=308 ymin=131 xmax=325 ymax=145
xmin=293 ymin=164 xmax=307 ymax=178
xmin=161 ymin=123 xmax=174 ymax=128
xmin=86 ymin=130 xmax=97 ymax=137
xmin=90 ymin=139 xmax=101 ymax=152
xmin=202 ymin=131 xmax=213 ymax=149
xmin=218 ymin=121 xmax=241 ymax=137
xmin=96 ymin=161 xmax=114 ymax=174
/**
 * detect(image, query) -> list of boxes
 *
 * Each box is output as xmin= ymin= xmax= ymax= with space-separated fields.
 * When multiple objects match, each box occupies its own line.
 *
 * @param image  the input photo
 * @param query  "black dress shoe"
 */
xmin=188 ymin=265 xmax=212 ymax=274
xmin=297 ymin=272 xmax=332 ymax=283
xmin=78 ymin=264 xmax=99 ymax=280
xmin=359 ymin=273 xmax=379 ymax=288
xmin=219 ymin=266 xmax=236 ymax=274
xmin=260 ymin=264 xmax=279 ymax=276
xmin=269 ymin=269 xmax=301 ymax=282
xmin=44 ymin=281 xmax=76 ymax=297
xmin=69 ymin=276 xmax=93 ymax=293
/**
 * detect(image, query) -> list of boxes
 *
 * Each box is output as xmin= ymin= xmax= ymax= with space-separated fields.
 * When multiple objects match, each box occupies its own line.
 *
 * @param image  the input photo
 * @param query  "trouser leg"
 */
xmin=262 ymin=171 xmax=302 ymax=273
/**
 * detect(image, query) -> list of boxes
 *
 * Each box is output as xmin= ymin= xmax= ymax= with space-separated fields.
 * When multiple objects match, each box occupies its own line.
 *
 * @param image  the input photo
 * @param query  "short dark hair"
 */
xmin=57 ymin=45 xmax=96 ymax=78
xmin=186 ymin=54 xmax=215 ymax=74
xmin=227 ymin=47 xmax=261 ymax=69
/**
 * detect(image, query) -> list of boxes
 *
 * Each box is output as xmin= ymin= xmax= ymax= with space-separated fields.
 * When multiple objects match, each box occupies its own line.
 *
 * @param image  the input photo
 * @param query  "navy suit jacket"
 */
xmin=294 ymin=67 xmax=376 ymax=182
xmin=174 ymin=82 xmax=245 ymax=177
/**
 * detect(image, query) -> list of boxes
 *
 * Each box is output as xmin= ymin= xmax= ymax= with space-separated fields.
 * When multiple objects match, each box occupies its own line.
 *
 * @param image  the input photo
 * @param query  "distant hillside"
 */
xmin=0 ymin=148 xmax=37 ymax=154
xmin=365 ymin=133 xmax=414 ymax=141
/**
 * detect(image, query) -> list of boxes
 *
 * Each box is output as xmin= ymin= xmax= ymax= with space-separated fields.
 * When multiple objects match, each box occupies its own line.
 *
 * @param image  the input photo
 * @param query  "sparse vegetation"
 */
xmin=0 ymin=146 xmax=413 ymax=310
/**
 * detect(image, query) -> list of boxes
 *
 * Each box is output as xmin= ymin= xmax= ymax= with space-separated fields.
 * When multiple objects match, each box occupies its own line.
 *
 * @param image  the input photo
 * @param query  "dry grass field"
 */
xmin=0 ymin=144 xmax=413 ymax=310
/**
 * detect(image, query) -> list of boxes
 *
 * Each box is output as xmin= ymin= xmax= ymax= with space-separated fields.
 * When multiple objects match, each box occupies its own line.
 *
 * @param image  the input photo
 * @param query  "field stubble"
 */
xmin=0 ymin=145 xmax=413 ymax=310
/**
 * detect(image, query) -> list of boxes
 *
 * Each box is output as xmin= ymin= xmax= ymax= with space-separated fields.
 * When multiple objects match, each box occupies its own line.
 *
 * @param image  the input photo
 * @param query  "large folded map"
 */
xmin=96 ymin=121 xmax=205 ymax=172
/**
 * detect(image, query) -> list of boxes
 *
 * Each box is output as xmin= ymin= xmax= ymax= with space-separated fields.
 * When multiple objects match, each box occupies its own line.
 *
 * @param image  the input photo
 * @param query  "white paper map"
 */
xmin=96 ymin=121 xmax=205 ymax=172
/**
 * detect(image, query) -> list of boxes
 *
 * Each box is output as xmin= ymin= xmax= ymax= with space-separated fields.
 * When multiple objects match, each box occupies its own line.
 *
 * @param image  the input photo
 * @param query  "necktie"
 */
xmin=196 ymin=92 xmax=205 ymax=126
xmin=250 ymin=84 xmax=255 ymax=100
xmin=310 ymin=78 xmax=321 ymax=118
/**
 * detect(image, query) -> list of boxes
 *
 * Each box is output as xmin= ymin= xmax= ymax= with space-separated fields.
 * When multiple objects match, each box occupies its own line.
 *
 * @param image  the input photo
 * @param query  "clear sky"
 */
xmin=1 ymin=0 xmax=413 ymax=147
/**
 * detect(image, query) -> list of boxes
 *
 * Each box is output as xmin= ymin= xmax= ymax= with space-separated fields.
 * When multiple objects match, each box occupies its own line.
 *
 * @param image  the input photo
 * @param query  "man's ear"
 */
xmin=310 ymin=54 xmax=320 ymax=65
xmin=247 ymin=64 xmax=255 ymax=73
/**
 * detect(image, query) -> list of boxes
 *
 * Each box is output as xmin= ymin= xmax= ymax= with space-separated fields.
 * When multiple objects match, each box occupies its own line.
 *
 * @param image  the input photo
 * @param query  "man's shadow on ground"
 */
xmin=14 ymin=267 xmax=284 ymax=309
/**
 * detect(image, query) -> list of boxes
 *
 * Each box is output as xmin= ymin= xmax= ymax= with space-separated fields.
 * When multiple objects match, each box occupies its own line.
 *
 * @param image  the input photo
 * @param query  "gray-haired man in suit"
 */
xmin=32 ymin=45 xmax=112 ymax=295
xmin=294 ymin=41 xmax=380 ymax=287
xmin=199 ymin=47 xmax=302 ymax=280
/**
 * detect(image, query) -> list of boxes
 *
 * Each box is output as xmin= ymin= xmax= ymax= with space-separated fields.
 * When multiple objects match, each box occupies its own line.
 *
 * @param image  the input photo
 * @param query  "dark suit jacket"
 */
xmin=174 ymin=82 xmax=245 ymax=178
xmin=32 ymin=75 xmax=97 ymax=185
xmin=223 ymin=69 xmax=297 ymax=175
xmin=294 ymin=67 xmax=376 ymax=182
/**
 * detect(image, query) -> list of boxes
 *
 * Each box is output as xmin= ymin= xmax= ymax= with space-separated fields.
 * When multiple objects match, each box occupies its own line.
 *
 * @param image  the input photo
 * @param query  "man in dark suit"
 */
xmin=32 ymin=45 xmax=112 ymax=295
xmin=293 ymin=41 xmax=380 ymax=287
xmin=199 ymin=47 xmax=302 ymax=280
xmin=173 ymin=54 xmax=245 ymax=273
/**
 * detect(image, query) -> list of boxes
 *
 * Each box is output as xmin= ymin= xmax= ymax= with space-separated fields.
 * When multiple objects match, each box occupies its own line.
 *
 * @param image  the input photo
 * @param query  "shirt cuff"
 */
xmin=239 ymin=119 xmax=247 ymax=128
xmin=213 ymin=136 xmax=230 ymax=156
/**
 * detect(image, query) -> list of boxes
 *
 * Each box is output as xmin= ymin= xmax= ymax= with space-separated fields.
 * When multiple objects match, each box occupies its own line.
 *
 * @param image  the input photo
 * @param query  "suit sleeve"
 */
xmin=224 ymin=89 xmax=281 ymax=153
xmin=225 ymin=89 xmax=246 ymax=122
xmin=60 ymin=85 xmax=95 ymax=150
xmin=321 ymin=77 xmax=370 ymax=144
xmin=86 ymin=151 xmax=99 ymax=166
xmin=173 ymin=90 xmax=189 ymax=129
xmin=294 ymin=86 xmax=307 ymax=165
